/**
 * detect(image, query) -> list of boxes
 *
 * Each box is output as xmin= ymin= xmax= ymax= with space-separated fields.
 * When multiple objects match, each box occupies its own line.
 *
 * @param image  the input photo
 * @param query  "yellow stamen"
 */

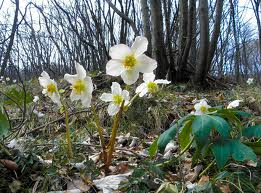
xmin=72 ymin=80 xmax=86 ymax=94
xmin=47 ymin=83 xmax=57 ymax=94
xmin=123 ymin=55 xmax=137 ymax=70
xmin=200 ymin=106 xmax=207 ymax=113
xmin=147 ymin=82 xmax=158 ymax=93
xmin=113 ymin=94 xmax=123 ymax=105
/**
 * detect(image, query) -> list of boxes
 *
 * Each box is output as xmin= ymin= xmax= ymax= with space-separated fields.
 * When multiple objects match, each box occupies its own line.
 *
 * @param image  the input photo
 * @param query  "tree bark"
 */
xmin=194 ymin=0 xmax=209 ymax=85
xmin=207 ymin=0 xmax=224 ymax=72
xmin=0 ymin=0 xmax=19 ymax=76
xmin=229 ymin=0 xmax=241 ymax=82
xmin=140 ymin=0 xmax=152 ymax=56
xmin=150 ymin=0 xmax=168 ymax=78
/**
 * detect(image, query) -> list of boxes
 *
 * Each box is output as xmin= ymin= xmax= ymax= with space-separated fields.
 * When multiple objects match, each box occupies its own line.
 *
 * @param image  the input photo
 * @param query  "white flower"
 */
xmin=6 ymin=77 xmax=10 ymax=81
xmin=13 ymin=79 xmax=17 ymax=83
xmin=100 ymin=82 xmax=130 ymax=116
xmin=227 ymin=99 xmax=243 ymax=109
xmin=38 ymin=71 xmax=61 ymax=106
xmin=194 ymin=99 xmax=211 ymax=115
xmin=247 ymin=78 xmax=254 ymax=85
xmin=135 ymin=72 xmax=170 ymax=97
xmin=33 ymin=96 xmax=39 ymax=103
xmin=106 ymin=36 xmax=157 ymax=85
xmin=64 ymin=62 xmax=93 ymax=107
xmin=7 ymin=139 xmax=18 ymax=149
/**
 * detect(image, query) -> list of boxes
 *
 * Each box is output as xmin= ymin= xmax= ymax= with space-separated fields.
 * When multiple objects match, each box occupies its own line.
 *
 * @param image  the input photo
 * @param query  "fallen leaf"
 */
xmin=0 ymin=159 xmax=18 ymax=171
xmin=198 ymin=175 xmax=209 ymax=186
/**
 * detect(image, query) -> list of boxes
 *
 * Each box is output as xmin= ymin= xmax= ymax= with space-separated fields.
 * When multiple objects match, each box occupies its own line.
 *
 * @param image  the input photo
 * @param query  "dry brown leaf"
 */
xmin=198 ymin=175 xmax=209 ymax=186
xmin=218 ymin=183 xmax=231 ymax=193
xmin=0 ymin=159 xmax=18 ymax=171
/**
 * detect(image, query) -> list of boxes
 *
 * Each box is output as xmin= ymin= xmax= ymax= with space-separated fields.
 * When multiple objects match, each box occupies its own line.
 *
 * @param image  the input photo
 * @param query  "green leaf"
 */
xmin=211 ymin=140 xmax=231 ymax=168
xmin=191 ymin=115 xmax=212 ymax=142
xmin=156 ymin=182 xmax=178 ymax=193
xmin=4 ymin=87 xmax=33 ymax=106
xmin=192 ymin=115 xmax=231 ymax=143
xmin=244 ymin=141 xmax=261 ymax=154
xmin=0 ymin=108 xmax=9 ymax=139
xmin=229 ymin=140 xmax=256 ymax=162
xmin=179 ymin=120 xmax=192 ymax=150
xmin=148 ymin=138 xmax=158 ymax=158
xmin=157 ymin=124 xmax=177 ymax=153
xmin=242 ymin=124 xmax=261 ymax=138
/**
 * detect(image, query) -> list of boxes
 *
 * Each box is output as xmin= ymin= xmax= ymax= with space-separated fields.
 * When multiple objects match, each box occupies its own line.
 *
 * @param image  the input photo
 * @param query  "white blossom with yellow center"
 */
xmin=227 ymin=99 xmax=243 ymax=109
xmin=135 ymin=72 xmax=170 ymax=97
xmin=194 ymin=99 xmax=211 ymax=115
xmin=38 ymin=71 xmax=61 ymax=106
xmin=106 ymin=36 xmax=157 ymax=85
xmin=64 ymin=62 xmax=93 ymax=107
xmin=100 ymin=82 xmax=130 ymax=116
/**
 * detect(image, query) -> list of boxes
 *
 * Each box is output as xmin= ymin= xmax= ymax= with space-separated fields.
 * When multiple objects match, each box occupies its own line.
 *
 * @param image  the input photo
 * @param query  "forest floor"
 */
xmin=0 ymin=77 xmax=261 ymax=193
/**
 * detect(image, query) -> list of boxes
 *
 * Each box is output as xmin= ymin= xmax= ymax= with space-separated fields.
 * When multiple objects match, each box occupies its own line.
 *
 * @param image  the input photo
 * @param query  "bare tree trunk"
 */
xmin=189 ymin=0 xmax=197 ymax=65
xmin=251 ymin=0 xmax=261 ymax=60
xmin=229 ymin=0 xmax=240 ymax=82
xmin=140 ymin=0 xmax=152 ymax=56
xmin=194 ymin=0 xmax=209 ymax=85
xmin=207 ymin=0 xmax=224 ymax=72
xmin=150 ymin=0 xmax=168 ymax=78
xmin=0 ymin=0 xmax=19 ymax=76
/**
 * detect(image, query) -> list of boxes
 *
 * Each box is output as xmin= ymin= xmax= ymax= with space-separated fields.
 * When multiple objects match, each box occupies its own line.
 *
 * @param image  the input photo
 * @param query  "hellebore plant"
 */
xmin=38 ymin=36 xmax=170 ymax=171
xmin=153 ymin=98 xmax=261 ymax=172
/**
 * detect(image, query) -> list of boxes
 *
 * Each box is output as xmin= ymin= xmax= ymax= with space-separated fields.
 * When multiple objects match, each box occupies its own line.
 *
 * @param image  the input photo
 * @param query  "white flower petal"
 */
xmin=49 ymin=92 xmax=61 ymax=107
xmin=121 ymin=70 xmax=139 ymax=85
xmin=33 ymin=96 xmax=39 ymax=103
xmin=136 ymin=54 xmax=157 ymax=73
xmin=122 ymin=90 xmax=130 ymax=101
xmin=106 ymin=59 xmax=125 ymax=76
xmin=64 ymin=74 xmax=78 ymax=84
xmin=109 ymin=44 xmax=132 ymax=60
xmin=40 ymin=71 xmax=50 ymax=79
xmin=154 ymin=79 xmax=171 ymax=84
xmin=70 ymin=90 xmax=81 ymax=101
xmin=100 ymin=93 xmax=113 ymax=102
xmin=108 ymin=103 xmax=120 ymax=116
xmin=75 ymin=62 xmax=86 ymax=79
xmin=135 ymin=83 xmax=147 ymax=94
xmin=81 ymin=92 xmax=92 ymax=107
xmin=111 ymin=82 xmax=122 ymax=95
xmin=131 ymin=36 xmax=148 ymax=57
xmin=139 ymin=88 xmax=148 ymax=97
xmin=227 ymin=100 xmax=243 ymax=109
xmin=84 ymin=76 xmax=94 ymax=94
xmin=143 ymin=72 xmax=155 ymax=82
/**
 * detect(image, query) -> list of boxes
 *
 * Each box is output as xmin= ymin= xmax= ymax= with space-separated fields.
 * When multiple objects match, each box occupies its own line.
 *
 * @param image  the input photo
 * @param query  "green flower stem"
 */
xmin=199 ymin=160 xmax=215 ymax=177
xmin=0 ymin=143 xmax=12 ymax=157
xmin=105 ymin=101 xmax=125 ymax=170
xmin=62 ymin=101 xmax=73 ymax=160
xmin=127 ymin=92 xmax=140 ymax=106
xmin=92 ymin=106 xmax=106 ymax=162
xmin=157 ymin=137 xmax=195 ymax=168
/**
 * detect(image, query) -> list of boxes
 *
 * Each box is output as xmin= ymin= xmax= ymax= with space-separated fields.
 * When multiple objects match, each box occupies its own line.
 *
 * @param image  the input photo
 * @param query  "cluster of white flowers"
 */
xmin=38 ymin=36 xmax=170 ymax=116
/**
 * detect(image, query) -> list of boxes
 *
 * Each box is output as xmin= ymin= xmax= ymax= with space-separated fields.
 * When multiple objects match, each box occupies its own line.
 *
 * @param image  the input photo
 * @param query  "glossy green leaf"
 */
xmin=242 ymin=124 xmax=261 ymax=138
xmin=149 ymin=138 xmax=158 ymax=158
xmin=157 ymin=124 xmax=177 ymax=153
xmin=211 ymin=141 xmax=231 ymax=168
xmin=179 ymin=120 xmax=192 ymax=150
xmin=0 ymin=108 xmax=9 ymax=139
xmin=192 ymin=115 xmax=230 ymax=142
xmin=229 ymin=140 xmax=256 ymax=162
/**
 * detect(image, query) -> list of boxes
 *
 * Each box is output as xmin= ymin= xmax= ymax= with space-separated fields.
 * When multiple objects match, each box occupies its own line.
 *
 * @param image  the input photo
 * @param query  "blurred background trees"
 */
xmin=0 ymin=0 xmax=260 ymax=85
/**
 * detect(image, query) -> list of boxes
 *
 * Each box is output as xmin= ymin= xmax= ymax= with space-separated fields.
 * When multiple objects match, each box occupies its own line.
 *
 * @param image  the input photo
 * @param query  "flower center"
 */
xmin=200 ymin=106 xmax=207 ymax=113
xmin=72 ymin=80 xmax=86 ymax=94
xmin=47 ymin=83 xmax=57 ymax=94
xmin=123 ymin=55 xmax=137 ymax=70
xmin=147 ymin=82 xmax=158 ymax=93
xmin=113 ymin=94 xmax=123 ymax=105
